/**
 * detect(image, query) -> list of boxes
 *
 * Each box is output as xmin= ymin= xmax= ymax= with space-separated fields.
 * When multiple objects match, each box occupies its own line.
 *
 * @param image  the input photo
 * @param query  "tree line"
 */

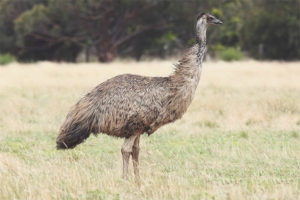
xmin=0 ymin=0 xmax=299 ymax=62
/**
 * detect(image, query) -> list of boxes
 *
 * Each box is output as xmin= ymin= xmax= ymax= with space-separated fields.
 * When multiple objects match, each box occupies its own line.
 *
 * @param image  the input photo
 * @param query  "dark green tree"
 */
xmin=0 ymin=0 xmax=45 ymax=55
xmin=15 ymin=0 xmax=172 ymax=62
xmin=1 ymin=0 xmax=299 ymax=62
xmin=240 ymin=0 xmax=300 ymax=60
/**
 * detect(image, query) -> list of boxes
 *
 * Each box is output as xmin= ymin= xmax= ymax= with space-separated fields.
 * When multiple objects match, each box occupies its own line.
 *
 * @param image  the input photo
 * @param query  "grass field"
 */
xmin=0 ymin=60 xmax=299 ymax=200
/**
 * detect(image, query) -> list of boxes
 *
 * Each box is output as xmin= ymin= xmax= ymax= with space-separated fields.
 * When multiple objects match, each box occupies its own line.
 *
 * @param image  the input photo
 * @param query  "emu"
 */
xmin=56 ymin=13 xmax=222 ymax=184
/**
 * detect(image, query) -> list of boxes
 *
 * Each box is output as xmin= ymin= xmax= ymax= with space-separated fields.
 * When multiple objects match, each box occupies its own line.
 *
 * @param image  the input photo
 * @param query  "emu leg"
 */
xmin=121 ymin=135 xmax=137 ymax=179
xmin=132 ymin=135 xmax=140 ymax=185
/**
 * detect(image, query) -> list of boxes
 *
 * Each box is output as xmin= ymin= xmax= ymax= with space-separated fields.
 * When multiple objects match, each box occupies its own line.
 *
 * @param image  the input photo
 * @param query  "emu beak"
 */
xmin=212 ymin=18 xmax=223 ymax=25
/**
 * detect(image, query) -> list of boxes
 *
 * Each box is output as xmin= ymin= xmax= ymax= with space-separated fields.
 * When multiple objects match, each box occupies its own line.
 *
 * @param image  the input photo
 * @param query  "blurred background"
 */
xmin=0 ymin=0 xmax=299 ymax=64
xmin=1 ymin=1 xmax=300 ymax=199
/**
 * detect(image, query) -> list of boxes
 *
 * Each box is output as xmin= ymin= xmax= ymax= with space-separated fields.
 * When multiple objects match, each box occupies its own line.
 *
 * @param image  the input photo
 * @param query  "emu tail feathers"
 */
xmin=56 ymin=102 xmax=98 ymax=149
xmin=56 ymin=122 xmax=91 ymax=149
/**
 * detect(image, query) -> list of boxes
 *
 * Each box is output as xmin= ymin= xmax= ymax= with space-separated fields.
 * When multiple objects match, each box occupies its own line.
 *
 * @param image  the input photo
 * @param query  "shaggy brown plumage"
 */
xmin=56 ymin=13 xmax=222 ymax=184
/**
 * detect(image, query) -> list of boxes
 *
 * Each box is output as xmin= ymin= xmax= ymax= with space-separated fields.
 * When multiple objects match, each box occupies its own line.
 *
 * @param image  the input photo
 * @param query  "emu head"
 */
xmin=197 ymin=13 xmax=223 ymax=26
xmin=196 ymin=13 xmax=222 ymax=42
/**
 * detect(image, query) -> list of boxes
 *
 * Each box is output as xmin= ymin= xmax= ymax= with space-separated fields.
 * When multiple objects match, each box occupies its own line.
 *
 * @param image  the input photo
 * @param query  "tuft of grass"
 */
xmin=245 ymin=119 xmax=261 ymax=126
xmin=0 ymin=53 xmax=16 ymax=65
xmin=290 ymin=131 xmax=299 ymax=138
xmin=194 ymin=121 xmax=219 ymax=128
xmin=239 ymin=131 xmax=248 ymax=139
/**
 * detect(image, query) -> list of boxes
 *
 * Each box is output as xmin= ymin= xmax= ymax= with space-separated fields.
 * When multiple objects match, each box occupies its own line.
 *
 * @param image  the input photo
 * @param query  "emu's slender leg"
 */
xmin=132 ymin=134 xmax=140 ymax=185
xmin=121 ymin=135 xmax=137 ymax=179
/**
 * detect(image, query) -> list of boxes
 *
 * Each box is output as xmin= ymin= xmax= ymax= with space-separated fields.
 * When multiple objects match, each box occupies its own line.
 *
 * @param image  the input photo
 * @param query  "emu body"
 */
xmin=56 ymin=13 xmax=222 ymax=184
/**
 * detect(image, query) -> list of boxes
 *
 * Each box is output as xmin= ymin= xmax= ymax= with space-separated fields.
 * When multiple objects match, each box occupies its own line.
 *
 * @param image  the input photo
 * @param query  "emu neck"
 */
xmin=162 ymin=22 xmax=207 ymax=123
xmin=196 ymin=22 xmax=207 ymax=47
xmin=196 ymin=21 xmax=207 ymax=63
xmin=171 ymin=23 xmax=207 ymax=83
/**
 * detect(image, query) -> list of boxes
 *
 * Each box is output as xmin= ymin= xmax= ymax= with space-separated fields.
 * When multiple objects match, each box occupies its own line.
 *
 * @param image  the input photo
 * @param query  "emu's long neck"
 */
xmin=196 ymin=21 xmax=207 ymax=48
xmin=165 ymin=22 xmax=207 ymax=120
xmin=171 ymin=22 xmax=207 ymax=82
xmin=196 ymin=21 xmax=207 ymax=63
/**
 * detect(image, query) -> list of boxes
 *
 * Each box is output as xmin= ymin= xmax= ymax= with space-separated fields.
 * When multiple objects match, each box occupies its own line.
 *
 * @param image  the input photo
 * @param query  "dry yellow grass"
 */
xmin=0 ymin=60 xmax=299 ymax=200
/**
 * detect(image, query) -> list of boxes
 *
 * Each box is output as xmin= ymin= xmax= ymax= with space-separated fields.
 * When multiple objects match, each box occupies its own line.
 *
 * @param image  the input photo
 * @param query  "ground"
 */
xmin=0 ymin=60 xmax=299 ymax=200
